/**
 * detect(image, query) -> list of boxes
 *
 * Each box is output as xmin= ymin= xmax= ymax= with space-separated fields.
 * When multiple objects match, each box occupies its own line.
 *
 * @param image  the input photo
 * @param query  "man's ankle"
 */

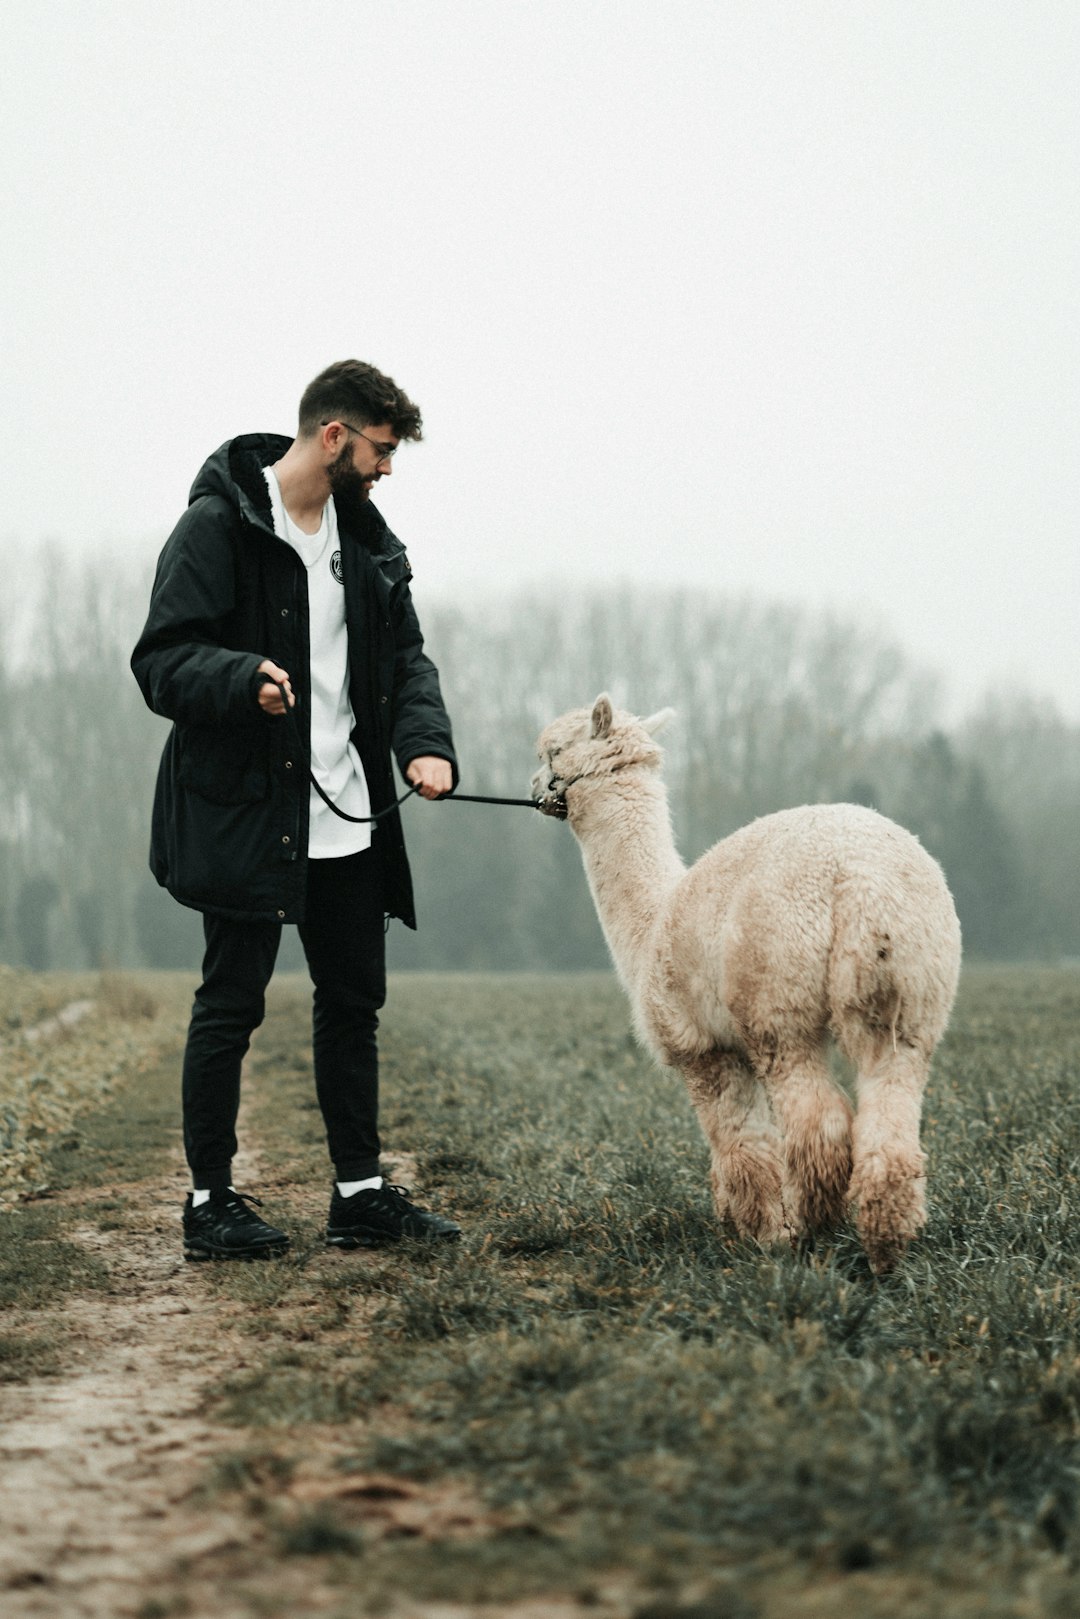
xmin=191 ymin=1184 xmax=235 ymax=1207
xmin=337 ymin=1176 xmax=383 ymax=1197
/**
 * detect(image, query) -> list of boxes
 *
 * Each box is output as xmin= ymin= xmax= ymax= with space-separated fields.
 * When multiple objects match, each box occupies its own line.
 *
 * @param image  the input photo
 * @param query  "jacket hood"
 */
xmin=189 ymin=433 xmax=403 ymax=559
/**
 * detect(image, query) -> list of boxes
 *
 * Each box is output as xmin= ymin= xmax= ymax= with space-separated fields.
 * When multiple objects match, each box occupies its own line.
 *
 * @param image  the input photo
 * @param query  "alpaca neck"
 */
xmin=575 ymin=771 xmax=684 ymax=988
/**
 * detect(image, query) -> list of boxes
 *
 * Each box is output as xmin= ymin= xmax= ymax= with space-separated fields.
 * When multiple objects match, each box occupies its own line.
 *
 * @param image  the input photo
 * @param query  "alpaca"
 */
xmin=532 ymin=695 xmax=962 ymax=1273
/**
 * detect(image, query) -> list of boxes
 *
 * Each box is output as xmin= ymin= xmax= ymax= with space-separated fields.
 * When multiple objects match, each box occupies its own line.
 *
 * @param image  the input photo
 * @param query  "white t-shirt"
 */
xmin=262 ymin=466 xmax=372 ymax=857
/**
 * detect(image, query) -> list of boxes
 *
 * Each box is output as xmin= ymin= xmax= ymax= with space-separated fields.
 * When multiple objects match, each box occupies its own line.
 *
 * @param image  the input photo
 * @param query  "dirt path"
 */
xmin=0 ymin=1068 xmax=575 ymax=1619
xmin=0 ymin=1096 xmax=277 ymax=1617
xmin=0 ymin=1024 xmax=382 ymax=1619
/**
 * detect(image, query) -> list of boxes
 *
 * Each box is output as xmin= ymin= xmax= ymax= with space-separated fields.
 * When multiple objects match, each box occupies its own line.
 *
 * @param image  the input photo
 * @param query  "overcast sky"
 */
xmin=3 ymin=0 xmax=1077 ymax=720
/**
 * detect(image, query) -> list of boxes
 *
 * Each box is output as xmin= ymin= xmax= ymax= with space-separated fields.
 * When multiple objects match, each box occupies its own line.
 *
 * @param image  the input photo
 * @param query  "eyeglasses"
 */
xmin=324 ymin=420 xmax=398 ymax=464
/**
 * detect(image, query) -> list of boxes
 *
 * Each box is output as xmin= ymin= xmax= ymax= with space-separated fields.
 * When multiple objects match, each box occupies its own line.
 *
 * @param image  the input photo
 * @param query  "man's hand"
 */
xmin=257 ymin=659 xmax=295 ymax=715
xmin=406 ymin=756 xmax=453 ymax=800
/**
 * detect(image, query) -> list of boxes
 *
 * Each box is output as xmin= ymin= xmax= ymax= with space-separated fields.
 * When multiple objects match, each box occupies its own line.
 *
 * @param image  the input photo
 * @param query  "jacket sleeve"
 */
xmin=389 ymin=583 xmax=459 ymax=788
xmin=131 ymin=497 xmax=267 ymax=727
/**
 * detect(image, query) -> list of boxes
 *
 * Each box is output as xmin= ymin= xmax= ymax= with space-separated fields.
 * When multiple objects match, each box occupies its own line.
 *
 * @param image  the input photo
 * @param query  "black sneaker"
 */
xmin=182 ymin=1190 xmax=290 ymax=1261
xmin=326 ymin=1182 xmax=461 ymax=1248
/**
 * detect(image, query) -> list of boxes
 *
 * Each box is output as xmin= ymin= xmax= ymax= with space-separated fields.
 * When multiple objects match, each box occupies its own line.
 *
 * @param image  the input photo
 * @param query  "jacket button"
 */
xmin=282 ymin=835 xmax=290 ymax=845
xmin=284 ymin=760 xmax=293 ymax=769
xmin=281 ymin=607 xmax=289 ymax=617
xmin=380 ymin=695 xmax=388 ymax=704
xmin=277 ymin=910 xmax=285 ymax=919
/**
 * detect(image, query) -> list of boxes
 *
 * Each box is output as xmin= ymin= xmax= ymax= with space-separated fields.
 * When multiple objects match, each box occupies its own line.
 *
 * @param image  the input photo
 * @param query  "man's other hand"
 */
xmin=257 ymin=659 xmax=295 ymax=714
xmin=406 ymin=756 xmax=453 ymax=800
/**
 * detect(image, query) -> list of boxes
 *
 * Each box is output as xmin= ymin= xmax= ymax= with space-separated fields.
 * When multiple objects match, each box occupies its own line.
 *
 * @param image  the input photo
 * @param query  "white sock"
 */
xmin=337 ymin=1176 xmax=382 ymax=1197
xmin=191 ymin=1186 xmax=235 ymax=1207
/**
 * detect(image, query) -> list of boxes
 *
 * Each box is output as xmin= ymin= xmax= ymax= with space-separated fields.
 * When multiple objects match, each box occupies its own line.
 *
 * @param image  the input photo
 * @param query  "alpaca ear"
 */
xmin=590 ymin=694 xmax=614 ymax=739
xmin=641 ymin=707 xmax=676 ymax=737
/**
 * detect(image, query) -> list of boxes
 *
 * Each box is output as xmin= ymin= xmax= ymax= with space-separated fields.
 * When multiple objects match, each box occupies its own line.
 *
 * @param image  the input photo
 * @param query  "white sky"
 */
xmin=3 ymin=0 xmax=1078 ymax=720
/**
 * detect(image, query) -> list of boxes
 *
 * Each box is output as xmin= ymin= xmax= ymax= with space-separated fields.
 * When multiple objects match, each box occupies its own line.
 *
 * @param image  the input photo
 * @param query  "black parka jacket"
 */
xmin=131 ymin=433 xmax=457 ymax=929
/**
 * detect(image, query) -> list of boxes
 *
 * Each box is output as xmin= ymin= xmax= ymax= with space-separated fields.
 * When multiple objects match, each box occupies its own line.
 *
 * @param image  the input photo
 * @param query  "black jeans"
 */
xmin=181 ymin=849 xmax=386 ymax=1191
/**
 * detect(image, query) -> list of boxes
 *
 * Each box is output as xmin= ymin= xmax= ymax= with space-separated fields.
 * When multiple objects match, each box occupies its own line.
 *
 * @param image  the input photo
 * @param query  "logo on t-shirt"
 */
xmin=330 ymin=550 xmax=344 ymax=584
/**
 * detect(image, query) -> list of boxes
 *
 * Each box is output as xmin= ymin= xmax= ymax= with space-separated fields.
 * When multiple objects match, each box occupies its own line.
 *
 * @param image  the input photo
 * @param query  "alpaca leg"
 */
xmin=768 ymin=1052 xmax=854 ymax=1237
xmin=684 ymin=1054 xmax=785 ymax=1245
xmin=848 ymin=1044 xmax=930 ymax=1273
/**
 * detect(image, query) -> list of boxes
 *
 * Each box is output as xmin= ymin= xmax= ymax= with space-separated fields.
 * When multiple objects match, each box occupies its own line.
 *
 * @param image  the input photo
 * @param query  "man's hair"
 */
xmin=298 ymin=360 xmax=423 ymax=441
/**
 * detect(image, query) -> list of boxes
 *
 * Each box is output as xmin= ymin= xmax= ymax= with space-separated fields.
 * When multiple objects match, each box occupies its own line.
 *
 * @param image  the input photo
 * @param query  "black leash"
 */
xmin=308 ymin=770 xmax=422 ymax=825
xmin=265 ymin=679 xmax=549 ymax=824
xmin=440 ymin=792 xmax=545 ymax=809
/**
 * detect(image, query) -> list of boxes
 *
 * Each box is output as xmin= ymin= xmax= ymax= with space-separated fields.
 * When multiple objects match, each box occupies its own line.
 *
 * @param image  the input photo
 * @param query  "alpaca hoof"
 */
xmin=729 ymin=1200 xmax=787 ymax=1248
xmin=721 ymin=1153 xmax=785 ymax=1246
xmin=717 ymin=1190 xmax=786 ymax=1248
xmin=864 ymin=1235 xmax=907 ymax=1276
xmin=850 ymin=1153 xmax=926 ymax=1274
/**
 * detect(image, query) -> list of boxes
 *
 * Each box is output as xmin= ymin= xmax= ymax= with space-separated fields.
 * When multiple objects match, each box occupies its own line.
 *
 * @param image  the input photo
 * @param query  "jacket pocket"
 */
xmin=177 ymin=724 xmax=270 ymax=806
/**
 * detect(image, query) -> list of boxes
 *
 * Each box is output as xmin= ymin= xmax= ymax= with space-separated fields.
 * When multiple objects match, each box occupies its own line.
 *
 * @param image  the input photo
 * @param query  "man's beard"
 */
xmin=327 ymin=444 xmax=376 ymax=527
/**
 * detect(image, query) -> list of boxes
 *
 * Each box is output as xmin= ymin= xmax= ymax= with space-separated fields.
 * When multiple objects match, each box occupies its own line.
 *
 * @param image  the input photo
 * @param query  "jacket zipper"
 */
xmin=288 ymin=564 xmax=302 ymax=859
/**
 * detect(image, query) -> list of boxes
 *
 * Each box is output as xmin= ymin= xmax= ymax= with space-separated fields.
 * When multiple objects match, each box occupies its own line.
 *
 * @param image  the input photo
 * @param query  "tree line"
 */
xmin=2 ymin=551 xmax=1078 ymax=973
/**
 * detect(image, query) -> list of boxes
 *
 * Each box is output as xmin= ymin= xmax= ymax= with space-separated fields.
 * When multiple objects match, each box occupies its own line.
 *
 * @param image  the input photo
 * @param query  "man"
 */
xmin=132 ymin=359 xmax=461 ymax=1259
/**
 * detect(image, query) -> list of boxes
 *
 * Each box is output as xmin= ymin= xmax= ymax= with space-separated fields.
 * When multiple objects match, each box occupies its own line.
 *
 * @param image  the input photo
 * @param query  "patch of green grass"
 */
xmin=135 ymin=1600 xmax=193 ymax=1619
xmin=0 ymin=1204 xmax=112 ymax=1308
xmin=40 ymin=1066 xmax=182 ymax=1193
xmin=217 ymin=1348 xmax=382 ymax=1428
xmin=367 ymin=1323 xmax=1079 ymax=1558
xmin=347 ymin=1533 xmax=607 ymax=1615
xmin=275 ymin=1505 xmax=364 ymax=1558
xmin=0 ymin=1327 xmax=65 ymax=1382
xmin=198 ymin=1445 xmax=297 ymax=1503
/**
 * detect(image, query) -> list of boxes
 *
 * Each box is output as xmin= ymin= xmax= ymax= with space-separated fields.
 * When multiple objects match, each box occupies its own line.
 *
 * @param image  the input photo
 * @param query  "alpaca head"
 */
xmin=532 ymin=694 xmax=676 ymax=815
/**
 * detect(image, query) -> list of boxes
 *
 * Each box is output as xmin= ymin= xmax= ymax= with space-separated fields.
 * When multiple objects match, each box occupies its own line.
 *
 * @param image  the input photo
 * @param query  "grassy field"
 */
xmin=2 ymin=964 xmax=1080 ymax=1616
